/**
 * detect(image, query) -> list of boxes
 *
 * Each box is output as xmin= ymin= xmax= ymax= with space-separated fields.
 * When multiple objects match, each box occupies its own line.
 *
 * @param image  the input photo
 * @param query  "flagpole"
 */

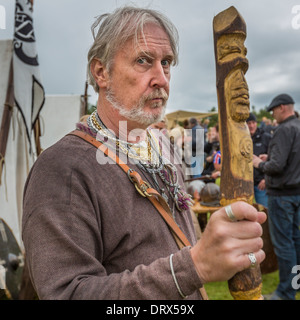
xmin=0 ymin=58 xmax=14 ymax=184
xmin=33 ymin=118 xmax=42 ymax=156
xmin=80 ymin=81 xmax=89 ymax=118
xmin=17 ymin=0 xmax=42 ymax=299
xmin=28 ymin=0 xmax=42 ymax=157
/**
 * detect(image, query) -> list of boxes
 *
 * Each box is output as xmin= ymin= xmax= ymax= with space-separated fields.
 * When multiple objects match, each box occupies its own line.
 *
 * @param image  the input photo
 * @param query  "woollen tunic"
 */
xmin=22 ymin=134 xmax=203 ymax=299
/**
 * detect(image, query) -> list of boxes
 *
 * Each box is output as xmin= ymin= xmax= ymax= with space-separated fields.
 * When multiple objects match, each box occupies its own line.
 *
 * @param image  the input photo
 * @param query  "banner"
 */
xmin=13 ymin=0 xmax=45 ymax=145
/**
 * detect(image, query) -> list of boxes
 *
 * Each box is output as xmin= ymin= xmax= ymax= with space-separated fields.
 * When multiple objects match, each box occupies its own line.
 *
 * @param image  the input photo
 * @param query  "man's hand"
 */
xmin=253 ymin=154 xmax=263 ymax=168
xmin=259 ymin=154 xmax=268 ymax=162
xmin=190 ymin=201 xmax=266 ymax=284
xmin=258 ymin=179 xmax=266 ymax=191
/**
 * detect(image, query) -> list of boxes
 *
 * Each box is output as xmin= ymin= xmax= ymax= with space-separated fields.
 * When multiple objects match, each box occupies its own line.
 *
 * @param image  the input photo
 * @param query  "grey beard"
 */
xmin=106 ymin=88 xmax=168 ymax=126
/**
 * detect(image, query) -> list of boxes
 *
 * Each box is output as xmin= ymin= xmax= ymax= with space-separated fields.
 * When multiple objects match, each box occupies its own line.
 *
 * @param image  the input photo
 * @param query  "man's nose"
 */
xmin=150 ymin=62 xmax=169 ymax=89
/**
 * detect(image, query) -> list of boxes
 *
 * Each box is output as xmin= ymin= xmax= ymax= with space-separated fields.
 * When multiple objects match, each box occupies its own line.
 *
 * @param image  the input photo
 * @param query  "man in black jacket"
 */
xmin=247 ymin=113 xmax=271 ymax=207
xmin=253 ymin=94 xmax=300 ymax=300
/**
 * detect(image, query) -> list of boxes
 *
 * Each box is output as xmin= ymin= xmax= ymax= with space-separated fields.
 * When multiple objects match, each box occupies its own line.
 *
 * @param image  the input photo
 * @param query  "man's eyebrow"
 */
xmin=136 ymin=50 xmax=174 ymax=61
xmin=136 ymin=50 xmax=155 ymax=59
xmin=164 ymin=54 xmax=175 ymax=61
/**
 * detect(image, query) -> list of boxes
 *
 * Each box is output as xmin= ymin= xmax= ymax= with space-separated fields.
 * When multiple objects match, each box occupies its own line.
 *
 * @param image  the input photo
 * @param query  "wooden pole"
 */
xmin=33 ymin=118 xmax=42 ymax=156
xmin=213 ymin=6 xmax=263 ymax=300
xmin=80 ymin=81 xmax=89 ymax=118
xmin=17 ymin=0 xmax=41 ymax=300
xmin=0 ymin=58 xmax=14 ymax=184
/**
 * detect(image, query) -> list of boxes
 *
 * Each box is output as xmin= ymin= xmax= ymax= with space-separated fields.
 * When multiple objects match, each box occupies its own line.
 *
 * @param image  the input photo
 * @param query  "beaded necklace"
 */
xmin=80 ymin=111 xmax=193 ymax=214
xmin=88 ymin=111 xmax=161 ymax=167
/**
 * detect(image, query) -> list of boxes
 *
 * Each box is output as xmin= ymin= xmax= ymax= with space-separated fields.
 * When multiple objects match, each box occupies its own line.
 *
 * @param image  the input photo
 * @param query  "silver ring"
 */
xmin=248 ymin=253 xmax=257 ymax=268
xmin=225 ymin=205 xmax=237 ymax=222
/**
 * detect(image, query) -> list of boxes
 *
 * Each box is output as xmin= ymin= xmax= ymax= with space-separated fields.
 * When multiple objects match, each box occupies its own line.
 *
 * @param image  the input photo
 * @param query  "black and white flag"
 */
xmin=13 ymin=0 xmax=45 ymax=143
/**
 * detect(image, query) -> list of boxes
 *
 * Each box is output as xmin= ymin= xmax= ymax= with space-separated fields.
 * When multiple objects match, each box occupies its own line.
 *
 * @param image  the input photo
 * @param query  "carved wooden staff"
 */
xmin=213 ymin=6 xmax=263 ymax=300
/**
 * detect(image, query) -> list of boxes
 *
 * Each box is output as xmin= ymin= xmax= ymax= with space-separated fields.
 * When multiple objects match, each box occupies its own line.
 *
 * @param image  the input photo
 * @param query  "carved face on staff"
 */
xmin=225 ymin=69 xmax=250 ymax=122
xmin=217 ymin=32 xmax=250 ymax=123
xmin=217 ymin=33 xmax=247 ymax=63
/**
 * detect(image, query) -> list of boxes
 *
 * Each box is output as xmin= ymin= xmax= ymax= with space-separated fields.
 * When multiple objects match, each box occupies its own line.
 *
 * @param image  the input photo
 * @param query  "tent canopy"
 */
xmin=165 ymin=110 xmax=217 ymax=128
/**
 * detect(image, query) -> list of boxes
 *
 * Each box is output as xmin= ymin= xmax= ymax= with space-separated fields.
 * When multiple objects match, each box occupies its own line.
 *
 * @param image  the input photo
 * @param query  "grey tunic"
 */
xmin=22 ymin=134 xmax=203 ymax=299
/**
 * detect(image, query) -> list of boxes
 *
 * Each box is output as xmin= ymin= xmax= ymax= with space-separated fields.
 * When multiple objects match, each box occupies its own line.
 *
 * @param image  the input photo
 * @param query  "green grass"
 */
xmin=204 ymin=270 xmax=300 ymax=300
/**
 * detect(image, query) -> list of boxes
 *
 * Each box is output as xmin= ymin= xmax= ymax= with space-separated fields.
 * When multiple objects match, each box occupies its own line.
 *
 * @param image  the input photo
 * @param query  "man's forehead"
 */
xmin=135 ymin=24 xmax=172 ymax=50
xmin=114 ymin=23 xmax=174 ymax=61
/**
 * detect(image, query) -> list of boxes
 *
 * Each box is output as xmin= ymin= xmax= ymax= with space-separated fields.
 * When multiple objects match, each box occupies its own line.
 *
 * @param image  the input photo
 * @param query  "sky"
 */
xmin=1 ymin=0 xmax=300 ymax=114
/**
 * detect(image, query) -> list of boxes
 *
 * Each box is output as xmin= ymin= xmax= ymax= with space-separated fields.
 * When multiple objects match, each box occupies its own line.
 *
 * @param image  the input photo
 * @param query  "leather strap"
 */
xmin=68 ymin=130 xmax=190 ymax=248
xmin=67 ymin=129 xmax=208 ymax=300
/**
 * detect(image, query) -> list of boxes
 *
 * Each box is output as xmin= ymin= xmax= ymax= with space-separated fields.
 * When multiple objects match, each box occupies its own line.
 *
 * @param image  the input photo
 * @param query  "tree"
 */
xmin=251 ymin=106 xmax=273 ymax=124
xmin=206 ymin=106 xmax=219 ymax=127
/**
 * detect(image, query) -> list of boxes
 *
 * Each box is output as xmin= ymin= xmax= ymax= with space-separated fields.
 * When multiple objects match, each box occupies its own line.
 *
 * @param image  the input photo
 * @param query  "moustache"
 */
xmin=144 ymin=89 xmax=169 ymax=102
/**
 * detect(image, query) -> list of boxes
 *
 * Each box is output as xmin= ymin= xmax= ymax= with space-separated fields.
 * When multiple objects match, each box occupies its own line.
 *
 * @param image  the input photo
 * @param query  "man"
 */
xmin=187 ymin=118 xmax=204 ymax=178
xmin=150 ymin=117 xmax=168 ymax=131
xmin=253 ymin=93 xmax=300 ymax=300
xmin=149 ymin=117 xmax=169 ymax=139
xmin=202 ymin=125 xmax=220 ymax=181
xmin=246 ymin=113 xmax=271 ymax=208
xmin=212 ymin=149 xmax=221 ymax=182
xmin=22 ymin=6 xmax=265 ymax=300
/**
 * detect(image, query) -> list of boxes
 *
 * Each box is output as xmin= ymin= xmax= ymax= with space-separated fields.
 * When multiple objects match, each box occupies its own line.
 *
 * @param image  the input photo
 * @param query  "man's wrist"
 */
xmin=258 ymin=161 xmax=265 ymax=172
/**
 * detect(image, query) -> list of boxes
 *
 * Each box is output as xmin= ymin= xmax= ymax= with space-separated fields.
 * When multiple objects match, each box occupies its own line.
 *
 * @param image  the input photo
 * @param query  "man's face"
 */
xmin=105 ymin=23 xmax=174 ymax=127
xmin=271 ymin=105 xmax=282 ymax=123
xmin=210 ymin=127 xmax=218 ymax=141
xmin=247 ymin=120 xmax=257 ymax=136
xmin=151 ymin=120 xmax=166 ymax=130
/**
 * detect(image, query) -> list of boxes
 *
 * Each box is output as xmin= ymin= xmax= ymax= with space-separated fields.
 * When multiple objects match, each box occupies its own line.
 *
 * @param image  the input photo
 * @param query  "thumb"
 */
xmin=226 ymin=201 xmax=267 ymax=224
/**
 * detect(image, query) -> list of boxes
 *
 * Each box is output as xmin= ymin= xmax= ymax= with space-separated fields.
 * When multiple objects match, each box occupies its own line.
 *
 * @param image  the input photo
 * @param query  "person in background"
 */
xmin=187 ymin=118 xmax=203 ymax=178
xmin=200 ymin=118 xmax=210 ymax=137
xmin=202 ymin=125 xmax=220 ymax=182
xmin=149 ymin=116 xmax=169 ymax=137
xmin=253 ymin=93 xmax=300 ymax=300
xmin=211 ymin=149 xmax=221 ymax=185
xmin=246 ymin=113 xmax=271 ymax=208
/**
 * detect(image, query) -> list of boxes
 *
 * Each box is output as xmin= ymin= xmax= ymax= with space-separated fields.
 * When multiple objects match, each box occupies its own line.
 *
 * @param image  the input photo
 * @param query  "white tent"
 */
xmin=0 ymin=40 xmax=82 ymax=246
xmin=0 ymin=40 xmax=35 ymax=246
xmin=39 ymin=95 xmax=82 ymax=150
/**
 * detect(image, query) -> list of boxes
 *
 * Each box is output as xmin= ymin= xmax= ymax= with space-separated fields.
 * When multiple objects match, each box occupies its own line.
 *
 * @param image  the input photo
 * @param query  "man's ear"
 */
xmin=90 ymin=58 xmax=110 ymax=89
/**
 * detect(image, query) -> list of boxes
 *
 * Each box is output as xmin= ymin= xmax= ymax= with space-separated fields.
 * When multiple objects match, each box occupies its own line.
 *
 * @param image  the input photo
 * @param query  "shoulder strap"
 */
xmin=67 ymin=130 xmax=190 ymax=248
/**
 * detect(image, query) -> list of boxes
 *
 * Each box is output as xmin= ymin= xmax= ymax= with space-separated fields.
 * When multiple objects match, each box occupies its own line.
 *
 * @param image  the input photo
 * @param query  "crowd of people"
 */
xmin=159 ymin=93 xmax=300 ymax=300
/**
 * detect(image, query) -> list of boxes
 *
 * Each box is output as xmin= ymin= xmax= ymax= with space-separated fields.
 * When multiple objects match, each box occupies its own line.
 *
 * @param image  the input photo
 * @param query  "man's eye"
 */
xmin=137 ymin=57 xmax=148 ymax=64
xmin=161 ymin=60 xmax=170 ymax=67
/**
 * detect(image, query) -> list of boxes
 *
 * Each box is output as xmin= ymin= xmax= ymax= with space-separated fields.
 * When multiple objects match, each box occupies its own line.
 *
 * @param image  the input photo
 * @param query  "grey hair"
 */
xmin=87 ymin=5 xmax=179 ymax=92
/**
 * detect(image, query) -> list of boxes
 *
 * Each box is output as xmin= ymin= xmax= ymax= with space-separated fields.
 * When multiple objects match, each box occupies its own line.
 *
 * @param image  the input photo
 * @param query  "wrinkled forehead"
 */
xmin=134 ymin=23 xmax=173 ymax=52
xmin=113 ymin=23 xmax=174 ymax=63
